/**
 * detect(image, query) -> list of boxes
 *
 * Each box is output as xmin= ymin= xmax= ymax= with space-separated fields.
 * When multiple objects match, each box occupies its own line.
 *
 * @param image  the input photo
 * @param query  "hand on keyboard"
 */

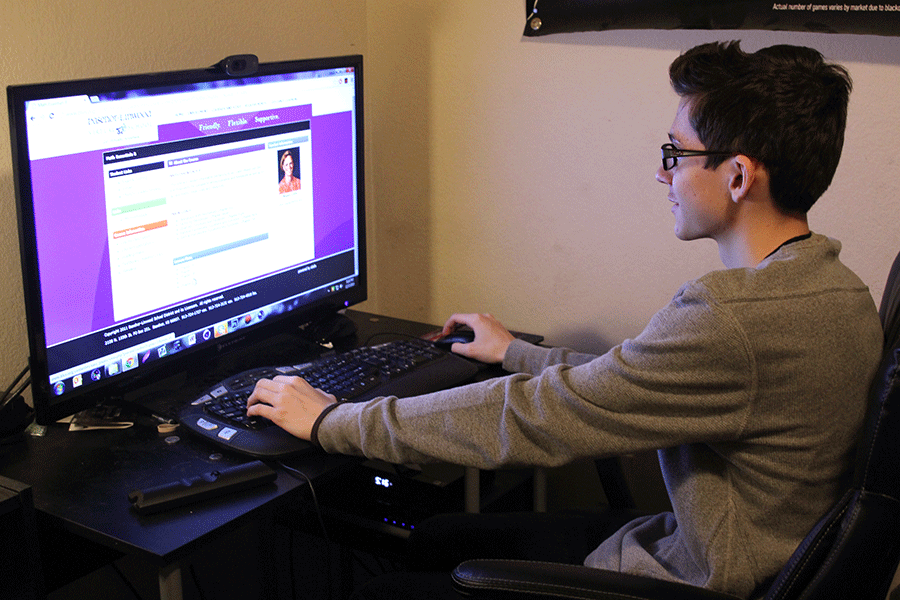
xmin=176 ymin=338 xmax=480 ymax=458
xmin=247 ymin=376 xmax=337 ymax=441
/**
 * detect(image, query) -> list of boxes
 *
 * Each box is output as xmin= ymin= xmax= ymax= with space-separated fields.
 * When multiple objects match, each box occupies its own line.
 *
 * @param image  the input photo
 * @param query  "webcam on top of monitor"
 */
xmin=213 ymin=54 xmax=259 ymax=77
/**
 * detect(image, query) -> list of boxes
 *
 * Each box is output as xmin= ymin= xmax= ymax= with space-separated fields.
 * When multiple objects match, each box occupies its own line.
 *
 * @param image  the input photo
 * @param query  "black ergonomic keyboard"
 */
xmin=176 ymin=338 xmax=481 ymax=458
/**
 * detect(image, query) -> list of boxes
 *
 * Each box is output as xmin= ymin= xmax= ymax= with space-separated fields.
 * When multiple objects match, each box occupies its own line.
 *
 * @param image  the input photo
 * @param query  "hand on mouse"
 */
xmin=247 ymin=376 xmax=337 ymax=441
xmin=441 ymin=313 xmax=516 ymax=364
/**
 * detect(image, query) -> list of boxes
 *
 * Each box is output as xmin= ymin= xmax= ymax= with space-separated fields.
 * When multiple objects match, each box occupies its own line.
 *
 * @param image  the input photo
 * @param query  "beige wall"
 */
xmin=363 ymin=2 xmax=900 ymax=359
xmin=1 ymin=1 xmax=898 ymax=419
xmin=360 ymin=3 xmax=900 ymax=511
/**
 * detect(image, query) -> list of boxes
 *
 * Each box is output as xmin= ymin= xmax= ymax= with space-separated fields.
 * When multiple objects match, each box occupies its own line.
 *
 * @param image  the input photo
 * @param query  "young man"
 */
xmin=248 ymin=42 xmax=882 ymax=599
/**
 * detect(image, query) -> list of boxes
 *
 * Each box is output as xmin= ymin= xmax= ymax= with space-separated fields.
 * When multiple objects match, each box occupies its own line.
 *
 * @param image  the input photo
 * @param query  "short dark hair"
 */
xmin=669 ymin=41 xmax=852 ymax=214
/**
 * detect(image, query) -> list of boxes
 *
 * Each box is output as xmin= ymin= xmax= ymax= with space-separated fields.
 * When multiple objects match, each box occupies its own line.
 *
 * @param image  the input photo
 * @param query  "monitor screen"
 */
xmin=8 ymin=54 xmax=366 ymax=424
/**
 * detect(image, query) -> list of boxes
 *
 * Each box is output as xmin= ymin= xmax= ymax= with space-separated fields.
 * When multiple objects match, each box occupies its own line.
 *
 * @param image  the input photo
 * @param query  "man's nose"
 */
xmin=656 ymin=164 xmax=671 ymax=185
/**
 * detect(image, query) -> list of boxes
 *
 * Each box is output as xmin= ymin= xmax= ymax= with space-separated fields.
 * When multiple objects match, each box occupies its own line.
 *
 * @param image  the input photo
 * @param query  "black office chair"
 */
xmin=452 ymin=249 xmax=900 ymax=600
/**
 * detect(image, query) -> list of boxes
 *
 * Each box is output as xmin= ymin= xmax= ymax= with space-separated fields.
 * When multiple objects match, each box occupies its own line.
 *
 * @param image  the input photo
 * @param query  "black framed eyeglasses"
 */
xmin=660 ymin=143 xmax=733 ymax=171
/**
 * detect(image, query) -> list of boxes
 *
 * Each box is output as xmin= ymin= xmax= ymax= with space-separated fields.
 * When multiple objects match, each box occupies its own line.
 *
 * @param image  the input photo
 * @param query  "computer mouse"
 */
xmin=433 ymin=329 xmax=476 ymax=350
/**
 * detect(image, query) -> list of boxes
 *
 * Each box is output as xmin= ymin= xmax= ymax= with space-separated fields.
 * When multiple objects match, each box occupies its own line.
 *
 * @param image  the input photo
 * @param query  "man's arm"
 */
xmin=313 ymin=284 xmax=756 ymax=468
xmin=441 ymin=313 xmax=601 ymax=374
xmin=246 ymin=312 xmax=520 ymax=439
xmin=248 ymin=283 xmax=753 ymax=467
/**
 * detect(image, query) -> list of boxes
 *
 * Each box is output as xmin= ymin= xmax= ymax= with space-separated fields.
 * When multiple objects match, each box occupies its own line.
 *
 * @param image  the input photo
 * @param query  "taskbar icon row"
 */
xmin=49 ymin=310 xmax=271 ymax=397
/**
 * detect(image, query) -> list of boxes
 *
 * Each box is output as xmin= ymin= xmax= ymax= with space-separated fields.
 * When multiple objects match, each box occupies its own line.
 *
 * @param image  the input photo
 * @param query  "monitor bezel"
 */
xmin=7 ymin=54 xmax=367 ymax=425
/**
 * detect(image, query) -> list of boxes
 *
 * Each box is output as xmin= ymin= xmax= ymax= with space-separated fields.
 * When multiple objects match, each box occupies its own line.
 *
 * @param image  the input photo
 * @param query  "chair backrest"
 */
xmin=764 ymin=250 xmax=900 ymax=600
xmin=881 ymin=251 xmax=900 ymax=353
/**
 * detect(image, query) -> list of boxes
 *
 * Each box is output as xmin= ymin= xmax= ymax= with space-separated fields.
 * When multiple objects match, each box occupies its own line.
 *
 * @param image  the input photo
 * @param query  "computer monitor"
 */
xmin=7 ymin=54 xmax=366 ymax=425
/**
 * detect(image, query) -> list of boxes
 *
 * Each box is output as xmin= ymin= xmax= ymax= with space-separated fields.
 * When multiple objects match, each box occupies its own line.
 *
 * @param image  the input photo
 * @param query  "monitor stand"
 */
xmin=298 ymin=310 xmax=359 ymax=348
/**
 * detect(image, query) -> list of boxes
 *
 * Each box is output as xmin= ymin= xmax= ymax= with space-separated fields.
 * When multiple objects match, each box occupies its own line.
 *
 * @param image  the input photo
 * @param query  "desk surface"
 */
xmin=0 ymin=400 xmax=356 ymax=566
xmin=0 ymin=310 xmax=520 ymax=571
xmin=0 ymin=310 xmax=452 ymax=566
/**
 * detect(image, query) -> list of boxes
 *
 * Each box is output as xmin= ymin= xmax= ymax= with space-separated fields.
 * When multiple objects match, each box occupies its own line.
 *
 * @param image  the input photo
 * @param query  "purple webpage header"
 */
xmin=31 ymin=105 xmax=356 ymax=346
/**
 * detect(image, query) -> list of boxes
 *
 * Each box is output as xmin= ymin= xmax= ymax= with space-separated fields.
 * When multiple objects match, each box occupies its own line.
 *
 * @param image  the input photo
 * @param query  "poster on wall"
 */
xmin=523 ymin=0 xmax=900 ymax=37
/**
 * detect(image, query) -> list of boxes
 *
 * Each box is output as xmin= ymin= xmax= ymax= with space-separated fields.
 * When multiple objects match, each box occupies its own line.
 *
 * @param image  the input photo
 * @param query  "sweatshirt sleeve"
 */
xmin=315 ymin=281 xmax=756 ymax=469
xmin=502 ymin=339 xmax=599 ymax=374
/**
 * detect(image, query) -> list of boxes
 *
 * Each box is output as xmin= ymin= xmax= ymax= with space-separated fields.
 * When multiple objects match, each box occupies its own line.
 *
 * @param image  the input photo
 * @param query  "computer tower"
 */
xmin=316 ymin=459 xmax=533 ymax=540
xmin=319 ymin=460 xmax=468 ymax=537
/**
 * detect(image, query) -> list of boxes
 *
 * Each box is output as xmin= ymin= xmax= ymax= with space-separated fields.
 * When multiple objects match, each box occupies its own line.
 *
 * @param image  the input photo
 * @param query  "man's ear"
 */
xmin=728 ymin=155 xmax=760 ymax=203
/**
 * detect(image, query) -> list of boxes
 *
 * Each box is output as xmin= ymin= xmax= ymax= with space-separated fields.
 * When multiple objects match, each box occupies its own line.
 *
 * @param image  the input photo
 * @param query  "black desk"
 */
xmin=0 ymin=390 xmax=357 ymax=599
xmin=1 ymin=475 xmax=42 ymax=599
xmin=0 ymin=310 xmax=530 ymax=600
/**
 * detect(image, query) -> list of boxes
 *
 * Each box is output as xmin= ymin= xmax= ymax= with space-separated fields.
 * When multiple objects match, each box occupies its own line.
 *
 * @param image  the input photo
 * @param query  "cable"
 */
xmin=1 ymin=365 xmax=29 ymax=409
xmin=277 ymin=461 xmax=331 ymax=544
xmin=0 ymin=379 xmax=30 ymax=413
xmin=278 ymin=461 xmax=335 ymax=600
xmin=10 ymin=376 xmax=31 ymax=399
xmin=526 ymin=0 xmax=541 ymax=30
xmin=2 ymin=365 xmax=28 ymax=399
xmin=109 ymin=561 xmax=145 ymax=600
xmin=188 ymin=563 xmax=208 ymax=600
